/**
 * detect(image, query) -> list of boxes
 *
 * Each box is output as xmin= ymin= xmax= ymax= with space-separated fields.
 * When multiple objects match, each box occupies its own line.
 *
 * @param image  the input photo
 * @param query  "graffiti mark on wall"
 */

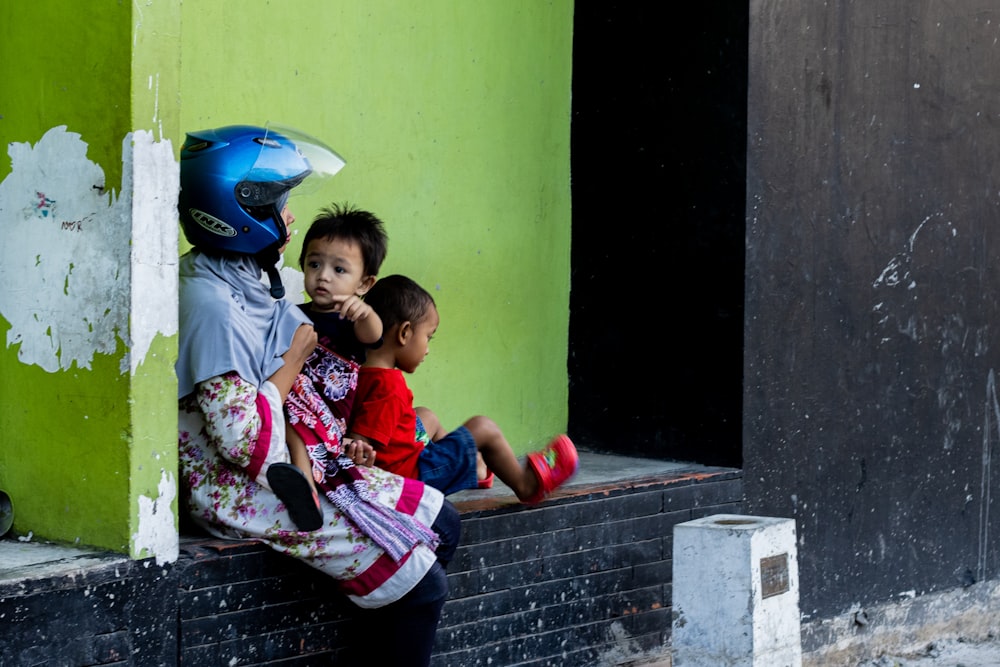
xmin=28 ymin=191 xmax=56 ymax=218
xmin=61 ymin=217 xmax=92 ymax=232
xmin=870 ymin=212 xmax=986 ymax=453
xmin=871 ymin=214 xmax=944 ymax=346
xmin=872 ymin=213 xmax=944 ymax=292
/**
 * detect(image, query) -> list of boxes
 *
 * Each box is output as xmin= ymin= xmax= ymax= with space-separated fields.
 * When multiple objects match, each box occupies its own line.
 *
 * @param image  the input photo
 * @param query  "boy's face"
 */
xmin=302 ymin=236 xmax=373 ymax=313
xmin=397 ymin=304 xmax=439 ymax=374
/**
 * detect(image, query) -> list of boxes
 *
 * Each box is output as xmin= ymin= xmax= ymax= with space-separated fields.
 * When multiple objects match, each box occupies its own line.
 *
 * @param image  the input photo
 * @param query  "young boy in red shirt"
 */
xmin=348 ymin=274 xmax=577 ymax=503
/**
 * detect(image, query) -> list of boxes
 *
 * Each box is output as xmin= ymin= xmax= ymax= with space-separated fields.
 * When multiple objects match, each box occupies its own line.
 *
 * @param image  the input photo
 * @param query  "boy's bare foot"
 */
xmin=478 ymin=470 xmax=495 ymax=489
xmin=476 ymin=453 xmax=494 ymax=488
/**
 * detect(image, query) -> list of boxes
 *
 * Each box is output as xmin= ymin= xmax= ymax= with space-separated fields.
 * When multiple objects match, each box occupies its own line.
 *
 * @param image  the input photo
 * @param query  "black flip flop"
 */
xmin=266 ymin=463 xmax=323 ymax=531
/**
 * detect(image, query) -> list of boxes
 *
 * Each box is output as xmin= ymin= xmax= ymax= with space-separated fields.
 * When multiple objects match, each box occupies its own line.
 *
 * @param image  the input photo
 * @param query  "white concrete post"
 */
xmin=672 ymin=514 xmax=802 ymax=667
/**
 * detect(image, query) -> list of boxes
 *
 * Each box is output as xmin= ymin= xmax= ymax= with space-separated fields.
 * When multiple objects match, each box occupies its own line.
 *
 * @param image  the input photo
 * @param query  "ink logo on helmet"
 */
xmin=188 ymin=208 xmax=237 ymax=237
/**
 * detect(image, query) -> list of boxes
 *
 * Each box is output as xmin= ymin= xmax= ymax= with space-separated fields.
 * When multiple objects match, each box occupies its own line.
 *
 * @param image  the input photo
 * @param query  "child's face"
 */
xmin=397 ymin=304 xmax=439 ymax=374
xmin=302 ymin=236 xmax=372 ymax=312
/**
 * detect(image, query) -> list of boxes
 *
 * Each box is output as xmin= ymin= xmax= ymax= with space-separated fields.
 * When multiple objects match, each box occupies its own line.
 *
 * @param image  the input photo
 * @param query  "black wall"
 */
xmin=745 ymin=1 xmax=1000 ymax=619
xmin=571 ymin=0 xmax=1000 ymax=625
xmin=568 ymin=4 xmax=748 ymax=468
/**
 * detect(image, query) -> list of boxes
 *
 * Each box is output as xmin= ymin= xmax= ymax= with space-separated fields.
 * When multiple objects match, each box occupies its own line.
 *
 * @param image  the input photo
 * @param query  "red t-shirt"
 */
xmin=350 ymin=366 xmax=423 ymax=479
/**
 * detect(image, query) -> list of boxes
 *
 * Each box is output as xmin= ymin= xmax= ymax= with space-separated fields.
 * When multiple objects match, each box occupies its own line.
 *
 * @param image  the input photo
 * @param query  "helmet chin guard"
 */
xmin=178 ymin=124 xmax=345 ymax=297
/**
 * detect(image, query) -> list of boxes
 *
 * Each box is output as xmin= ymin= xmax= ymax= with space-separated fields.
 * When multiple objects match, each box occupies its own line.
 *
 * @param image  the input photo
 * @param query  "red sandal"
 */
xmin=478 ymin=470 xmax=495 ymax=489
xmin=524 ymin=434 xmax=578 ymax=504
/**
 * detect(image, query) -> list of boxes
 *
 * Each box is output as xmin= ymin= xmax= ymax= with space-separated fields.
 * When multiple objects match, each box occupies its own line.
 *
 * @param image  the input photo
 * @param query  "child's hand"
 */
xmin=332 ymin=294 xmax=383 ymax=345
xmin=332 ymin=294 xmax=375 ymax=322
xmin=344 ymin=438 xmax=377 ymax=467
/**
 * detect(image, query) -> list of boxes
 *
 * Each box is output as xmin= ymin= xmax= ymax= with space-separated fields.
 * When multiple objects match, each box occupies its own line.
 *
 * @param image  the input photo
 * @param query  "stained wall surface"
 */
xmin=745 ymin=0 xmax=1000 ymax=618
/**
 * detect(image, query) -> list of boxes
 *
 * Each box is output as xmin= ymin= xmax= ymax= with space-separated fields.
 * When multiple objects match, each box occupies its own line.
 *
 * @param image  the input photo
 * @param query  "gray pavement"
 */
xmin=855 ymin=638 xmax=1000 ymax=667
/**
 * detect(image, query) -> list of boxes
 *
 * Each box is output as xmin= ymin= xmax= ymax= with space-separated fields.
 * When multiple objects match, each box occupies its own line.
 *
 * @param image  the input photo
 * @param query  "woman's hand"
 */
xmin=344 ymin=438 xmax=377 ymax=467
xmin=269 ymin=324 xmax=317 ymax=400
xmin=286 ymin=323 xmax=318 ymax=367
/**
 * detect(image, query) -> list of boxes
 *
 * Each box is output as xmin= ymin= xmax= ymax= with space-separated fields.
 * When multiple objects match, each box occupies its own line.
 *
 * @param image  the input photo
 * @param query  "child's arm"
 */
xmin=334 ymin=295 xmax=383 ymax=345
xmin=286 ymin=420 xmax=317 ymax=483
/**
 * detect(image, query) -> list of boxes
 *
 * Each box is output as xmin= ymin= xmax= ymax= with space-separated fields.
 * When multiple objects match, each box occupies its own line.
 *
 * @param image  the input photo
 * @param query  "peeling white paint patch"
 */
xmin=0 ymin=126 xmax=128 ymax=371
xmin=128 ymin=130 xmax=178 ymax=374
xmin=0 ymin=126 xmax=177 ymax=374
xmin=133 ymin=468 xmax=178 ymax=565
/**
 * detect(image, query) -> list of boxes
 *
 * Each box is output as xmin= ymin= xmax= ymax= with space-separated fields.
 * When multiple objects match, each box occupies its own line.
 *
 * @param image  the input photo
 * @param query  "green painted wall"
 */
xmin=179 ymin=0 xmax=574 ymax=450
xmin=0 ymin=3 xmax=133 ymax=551
xmin=0 ymin=2 xmax=180 ymax=558
xmin=0 ymin=0 xmax=571 ymax=557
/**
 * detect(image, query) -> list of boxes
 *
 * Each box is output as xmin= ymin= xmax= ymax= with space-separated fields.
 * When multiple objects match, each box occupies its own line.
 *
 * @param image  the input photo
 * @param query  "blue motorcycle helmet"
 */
xmin=178 ymin=124 xmax=345 ymax=297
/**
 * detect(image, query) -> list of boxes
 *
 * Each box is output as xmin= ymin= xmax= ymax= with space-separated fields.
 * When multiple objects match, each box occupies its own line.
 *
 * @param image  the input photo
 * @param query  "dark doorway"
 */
xmin=568 ymin=5 xmax=748 ymax=468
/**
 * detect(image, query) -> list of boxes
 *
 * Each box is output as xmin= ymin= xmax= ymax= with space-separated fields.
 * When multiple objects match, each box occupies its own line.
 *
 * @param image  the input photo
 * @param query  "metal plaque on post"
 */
xmin=760 ymin=553 xmax=789 ymax=599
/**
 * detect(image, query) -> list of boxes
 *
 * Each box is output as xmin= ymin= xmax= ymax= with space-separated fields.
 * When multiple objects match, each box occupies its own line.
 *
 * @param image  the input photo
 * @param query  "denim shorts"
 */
xmin=417 ymin=421 xmax=479 ymax=496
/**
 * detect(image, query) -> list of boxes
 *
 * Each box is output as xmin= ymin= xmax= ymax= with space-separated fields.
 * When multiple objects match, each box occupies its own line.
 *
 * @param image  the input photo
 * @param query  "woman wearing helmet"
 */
xmin=176 ymin=125 xmax=459 ymax=665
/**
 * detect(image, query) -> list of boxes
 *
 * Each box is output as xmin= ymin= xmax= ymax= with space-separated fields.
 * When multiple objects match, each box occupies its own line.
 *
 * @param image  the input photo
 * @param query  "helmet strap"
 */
xmin=256 ymin=202 xmax=289 ymax=299
xmin=256 ymin=246 xmax=285 ymax=299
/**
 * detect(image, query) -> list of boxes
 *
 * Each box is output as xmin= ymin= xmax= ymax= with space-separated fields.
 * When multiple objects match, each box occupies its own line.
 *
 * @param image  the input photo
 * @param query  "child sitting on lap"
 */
xmin=267 ymin=203 xmax=387 ymax=531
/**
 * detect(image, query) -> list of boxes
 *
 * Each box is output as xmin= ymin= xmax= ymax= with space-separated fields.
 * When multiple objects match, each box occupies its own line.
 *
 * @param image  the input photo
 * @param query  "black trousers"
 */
xmin=345 ymin=500 xmax=461 ymax=666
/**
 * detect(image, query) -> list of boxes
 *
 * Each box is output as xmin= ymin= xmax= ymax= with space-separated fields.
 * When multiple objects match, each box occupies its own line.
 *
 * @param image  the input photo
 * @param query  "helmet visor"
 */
xmin=266 ymin=124 xmax=346 ymax=181
xmin=236 ymin=124 xmax=346 ymax=208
